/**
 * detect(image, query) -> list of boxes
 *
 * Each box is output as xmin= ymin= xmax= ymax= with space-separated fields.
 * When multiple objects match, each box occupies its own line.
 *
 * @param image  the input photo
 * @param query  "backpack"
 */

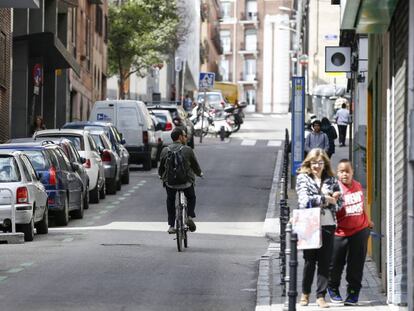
xmin=165 ymin=146 xmax=188 ymax=185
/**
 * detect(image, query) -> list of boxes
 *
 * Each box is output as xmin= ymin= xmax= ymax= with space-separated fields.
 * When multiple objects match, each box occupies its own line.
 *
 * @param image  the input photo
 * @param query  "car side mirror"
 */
xmin=80 ymin=157 xmax=86 ymax=164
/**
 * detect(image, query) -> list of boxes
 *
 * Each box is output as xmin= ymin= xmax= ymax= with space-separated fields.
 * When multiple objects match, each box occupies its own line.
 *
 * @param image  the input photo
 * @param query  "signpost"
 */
xmin=291 ymin=77 xmax=305 ymax=178
xmin=198 ymin=72 xmax=215 ymax=143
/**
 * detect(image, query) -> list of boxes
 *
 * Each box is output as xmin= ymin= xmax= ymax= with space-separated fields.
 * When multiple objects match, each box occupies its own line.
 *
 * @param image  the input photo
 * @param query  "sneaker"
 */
xmin=168 ymin=226 xmax=176 ymax=234
xmin=299 ymin=293 xmax=310 ymax=306
xmin=327 ymin=287 xmax=343 ymax=304
xmin=186 ymin=216 xmax=196 ymax=232
xmin=316 ymin=297 xmax=330 ymax=308
xmin=344 ymin=290 xmax=359 ymax=306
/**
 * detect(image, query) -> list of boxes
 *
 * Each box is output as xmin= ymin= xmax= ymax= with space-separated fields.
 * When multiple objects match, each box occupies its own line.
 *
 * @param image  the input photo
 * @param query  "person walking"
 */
xmin=321 ymin=117 xmax=338 ymax=158
xmin=158 ymin=127 xmax=203 ymax=234
xmin=296 ymin=148 xmax=341 ymax=308
xmin=31 ymin=115 xmax=46 ymax=134
xmin=328 ymin=159 xmax=374 ymax=306
xmin=335 ymin=103 xmax=350 ymax=147
xmin=304 ymin=120 xmax=330 ymax=156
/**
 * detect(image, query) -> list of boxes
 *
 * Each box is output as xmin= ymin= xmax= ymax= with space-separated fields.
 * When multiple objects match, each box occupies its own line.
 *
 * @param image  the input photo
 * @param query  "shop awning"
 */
xmin=0 ymin=0 xmax=39 ymax=8
xmin=14 ymin=32 xmax=80 ymax=76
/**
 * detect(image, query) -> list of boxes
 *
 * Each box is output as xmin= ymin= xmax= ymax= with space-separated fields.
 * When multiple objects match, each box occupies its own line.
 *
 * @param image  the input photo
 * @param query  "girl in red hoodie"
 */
xmin=327 ymin=159 xmax=374 ymax=306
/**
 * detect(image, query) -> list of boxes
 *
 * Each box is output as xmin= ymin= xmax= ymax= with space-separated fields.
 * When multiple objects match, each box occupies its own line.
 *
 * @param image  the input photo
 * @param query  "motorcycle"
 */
xmin=223 ymin=102 xmax=246 ymax=133
xmin=190 ymin=106 xmax=233 ymax=138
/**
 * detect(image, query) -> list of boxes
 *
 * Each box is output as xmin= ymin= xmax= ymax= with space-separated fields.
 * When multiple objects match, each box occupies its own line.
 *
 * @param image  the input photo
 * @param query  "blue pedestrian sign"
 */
xmin=199 ymin=72 xmax=215 ymax=90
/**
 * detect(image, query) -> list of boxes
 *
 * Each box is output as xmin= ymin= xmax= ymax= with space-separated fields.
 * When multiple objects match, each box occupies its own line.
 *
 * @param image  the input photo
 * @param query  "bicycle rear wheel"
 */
xmin=176 ymin=207 xmax=183 ymax=252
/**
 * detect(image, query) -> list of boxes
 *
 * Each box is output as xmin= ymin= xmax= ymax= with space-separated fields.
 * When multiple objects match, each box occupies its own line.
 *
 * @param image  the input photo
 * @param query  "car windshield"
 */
xmin=24 ymin=150 xmax=49 ymax=170
xmin=154 ymin=114 xmax=167 ymax=127
xmin=38 ymin=135 xmax=83 ymax=151
xmin=0 ymin=156 xmax=21 ymax=182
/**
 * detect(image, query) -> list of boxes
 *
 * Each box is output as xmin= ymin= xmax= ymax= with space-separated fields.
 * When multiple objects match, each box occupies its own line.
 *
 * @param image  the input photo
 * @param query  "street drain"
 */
xmin=101 ymin=243 xmax=141 ymax=247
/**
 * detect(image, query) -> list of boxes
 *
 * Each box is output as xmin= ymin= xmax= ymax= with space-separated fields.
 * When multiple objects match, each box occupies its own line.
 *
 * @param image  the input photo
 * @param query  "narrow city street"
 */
xmin=0 ymin=114 xmax=289 ymax=311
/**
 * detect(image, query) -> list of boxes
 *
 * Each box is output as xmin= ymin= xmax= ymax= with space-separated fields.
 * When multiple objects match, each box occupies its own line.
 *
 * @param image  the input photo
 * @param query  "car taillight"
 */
xmin=49 ymin=166 xmax=57 ymax=186
xmin=158 ymin=137 xmax=162 ymax=144
xmin=221 ymin=101 xmax=225 ymax=108
xmin=143 ymin=131 xmax=149 ymax=144
xmin=83 ymin=159 xmax=91 ymax=169
xmin=101 ymin=150 xmax=111 ymax=162
xmin=16 ymin=187 xmax=28 ymax=204
xmin=165 ymin=122 xmax=173 ymax=131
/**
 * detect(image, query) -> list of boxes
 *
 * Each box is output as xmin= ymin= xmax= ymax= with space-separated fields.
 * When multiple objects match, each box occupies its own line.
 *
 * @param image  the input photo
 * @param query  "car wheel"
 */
xmin=107 ymin=177 xmax=117 ymax=195
xmin=121 ymin=168 xmax=130 ymax=184
xmin=89 ymin=183 xmax=100 ymax=204
xmin=56 ymin=196 xmax=69 ymax=226
xmin=83 ymin=187 xmax=89 ymax=210
xmin=35 ymin=205 xmax=48 ymax=234
xmin=143 ymin=154 xmax=151 ymax=171
xmin=116 ymin=176 xmax=122 ymax=191
xmin=100 ymin=181 xmax=106 ymax=199
xmin=70 ymin=192 xmax=84 ymax=219
xmin=18 ymin=216 xmax=34 ymax=242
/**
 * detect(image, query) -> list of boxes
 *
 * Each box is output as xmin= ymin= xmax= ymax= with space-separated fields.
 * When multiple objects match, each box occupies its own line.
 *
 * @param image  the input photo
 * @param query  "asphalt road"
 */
xmin=0 ymin=113 xmax=288 ymax=311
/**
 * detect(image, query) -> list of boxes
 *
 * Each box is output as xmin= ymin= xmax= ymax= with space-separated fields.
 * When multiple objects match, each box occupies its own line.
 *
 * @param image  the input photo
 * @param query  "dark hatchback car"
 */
xmin=0 ymin=142 xmax=85 ymax=226
xmin=63 ymin=121 xmax=130 ymax=184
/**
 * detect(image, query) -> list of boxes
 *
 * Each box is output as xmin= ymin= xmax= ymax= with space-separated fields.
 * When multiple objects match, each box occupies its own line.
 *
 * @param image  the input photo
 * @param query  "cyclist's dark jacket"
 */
xmin=158 ymin=141 xmax=202 ymax=188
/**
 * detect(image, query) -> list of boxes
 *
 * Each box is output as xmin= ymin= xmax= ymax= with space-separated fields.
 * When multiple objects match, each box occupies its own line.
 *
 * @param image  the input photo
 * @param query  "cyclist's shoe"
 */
xmin=327 ymin=287 xmax=343 ymax=304
xmin=344 ymin=289 xmax=359 ymax=306
xmin=168 ymin=226 xmax=176 ymax=234
xmin=186 ymin=217 xmax=196 ymax=232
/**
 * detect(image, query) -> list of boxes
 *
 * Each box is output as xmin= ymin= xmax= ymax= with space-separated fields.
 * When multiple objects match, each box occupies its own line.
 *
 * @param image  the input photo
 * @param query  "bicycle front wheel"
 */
xmin=176 ymin=209 xmax=183 ymax=252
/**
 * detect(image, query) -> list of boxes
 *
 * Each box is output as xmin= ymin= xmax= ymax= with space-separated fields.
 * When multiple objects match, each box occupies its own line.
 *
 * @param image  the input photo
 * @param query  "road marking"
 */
xmin=99 ymin=210 xmax=108 ymax=215
xmin=20 ymin=262 xmax=34 ymax=267
xmin=49 ymin=222 xmax=265 ymax=237
xmin=128 ymin=190 xmax=135 ymax=193
xmin=93 ymin=216 xmax=101 ymax=220
xmin=0 ymin=276 xmax=8 ymax=283
xmin=7 ymin=268 xmax=24 ymax=273
xmin=118 ymin=197 xmax=126 ymax=200
xmin=105 ymin=205 xmax=116 ymax=209
xmin=267 ymin=140 xmax=282 ymax=147
xmin=112 ymin=201 xmax=120 ymax=205
xmin=62 ymin=237 xmax=74 ymax=243
xmin=124 ymin=193 xmax=131 ymax=196
xmin=241 ymin=139 xmax=257 ymax=146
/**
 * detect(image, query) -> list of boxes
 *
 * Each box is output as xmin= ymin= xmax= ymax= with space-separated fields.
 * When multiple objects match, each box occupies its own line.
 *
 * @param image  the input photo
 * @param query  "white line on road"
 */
xmin=6 ymin=268 xmax=24 ymax=273
xmin=241 ymin=139 xmax=257 ymax=146
xmin=49 ymin=222 xmax=265 ymax=237
xmin=0 ymin=276 xmax=8 ymax=282
xmin=267 ymin=140 xmax=282 ymax=147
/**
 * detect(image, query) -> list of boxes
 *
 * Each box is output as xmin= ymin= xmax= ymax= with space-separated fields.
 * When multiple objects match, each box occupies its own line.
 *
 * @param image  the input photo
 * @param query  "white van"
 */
xmin=89 ymin=100 xmax=158 ymax=171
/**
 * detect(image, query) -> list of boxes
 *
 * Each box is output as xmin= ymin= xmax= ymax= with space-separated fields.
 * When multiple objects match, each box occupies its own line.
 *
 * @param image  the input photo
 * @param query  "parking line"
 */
xmin=124 ymin=193 xmax=131 ymax=196
xmin=62 ymin=237 xmax=74 ymax=243
xmin=0 ymin=276 xmax=8 ymax=283
xmin=128 ymin=190 xmax=135 ymax=193
xmin=118 ymin=197 xmax=126 ymax=200
xmin=20 ymin=262 xmax=34 ymax=267
xmin=105 ymin=205 xmax=115 ymax=209
xmin=7 ymin=268 xmax=24 ymax=273
xmin=112 ymin=201 xmax=120 ymax=205
xmin=99 ymin=210 xmax=108 ymax=215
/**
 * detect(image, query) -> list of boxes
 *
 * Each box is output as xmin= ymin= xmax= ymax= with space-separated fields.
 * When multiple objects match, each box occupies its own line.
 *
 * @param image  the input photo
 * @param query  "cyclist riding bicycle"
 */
xmin=158 ymin=127 xmax=203 ymax=234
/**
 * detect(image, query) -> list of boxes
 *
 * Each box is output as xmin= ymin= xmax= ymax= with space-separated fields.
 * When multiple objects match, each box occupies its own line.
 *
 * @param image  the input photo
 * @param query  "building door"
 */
xmin=245 ymin=89 xmax=256 ymax=112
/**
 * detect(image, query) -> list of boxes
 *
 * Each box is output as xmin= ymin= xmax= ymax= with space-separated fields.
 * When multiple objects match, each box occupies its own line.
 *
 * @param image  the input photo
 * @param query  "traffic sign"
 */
xmin=199 ymin=72 xmax=215 ymax=90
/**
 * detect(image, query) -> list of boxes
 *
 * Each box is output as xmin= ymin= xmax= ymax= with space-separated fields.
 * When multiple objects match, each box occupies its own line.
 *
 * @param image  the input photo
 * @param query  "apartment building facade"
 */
xmin=200 ymin=0 xmax=222 ymax=77
xmin=68 ymin=0 xmax=108 ymax=121
xmin=219 ymin=0 xmax=292 ymax=112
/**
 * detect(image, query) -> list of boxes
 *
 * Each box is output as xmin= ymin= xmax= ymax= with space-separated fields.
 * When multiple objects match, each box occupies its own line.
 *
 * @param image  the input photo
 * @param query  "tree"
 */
xmin=108 ymin=0 xmax=181 ymax=99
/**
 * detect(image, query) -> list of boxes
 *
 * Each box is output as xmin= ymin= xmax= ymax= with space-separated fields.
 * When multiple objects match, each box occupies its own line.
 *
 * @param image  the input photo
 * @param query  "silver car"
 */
xmin=0 ymin=150 xmax=48 ymax=241
xmin=88 ymin=129 xmax=122 ymax=195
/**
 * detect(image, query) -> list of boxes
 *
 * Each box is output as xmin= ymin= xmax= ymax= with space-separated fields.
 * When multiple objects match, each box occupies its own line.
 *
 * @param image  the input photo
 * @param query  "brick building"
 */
xmin=0 ymin=9 xmax=11 ymax=142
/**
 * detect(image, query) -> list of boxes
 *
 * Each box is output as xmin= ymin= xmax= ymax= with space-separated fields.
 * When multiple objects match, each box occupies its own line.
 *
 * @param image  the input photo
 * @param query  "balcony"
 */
xmin=238 ymin=42 xmax=259 ymax=58
xmin=238 ymin=72 xmax=259 ymax=87
xmin=239 ymin=12 xmax=259 ymax=28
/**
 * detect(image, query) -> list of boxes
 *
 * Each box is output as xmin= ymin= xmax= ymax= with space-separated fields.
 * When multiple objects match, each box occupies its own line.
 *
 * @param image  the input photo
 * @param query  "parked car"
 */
xmin=150 ymin=114 xmax=164 ymax=167
xmin=62 ymin=121 xmax=130 ymax=184
xmin=197 ymin=91 xmax=227 ymax=112
xmin=89 ymin=100 xmax=158 ymax=170
xmin=33 ymin=129 xmax=105 ymax=204
xmin=0 ymin=150 xmax=48 ymax=241
xmin=150 ymin=109 xmax=175 ymax=146
xmin=88 ymin=128 xmax=122 ymax=194
xmin=10 ymin=137 xmax=90 ymax=210
xmin=146 ymin=102 xmax=195 ymax=148
xmin=0 ymin=142 xmax=85 ymax=227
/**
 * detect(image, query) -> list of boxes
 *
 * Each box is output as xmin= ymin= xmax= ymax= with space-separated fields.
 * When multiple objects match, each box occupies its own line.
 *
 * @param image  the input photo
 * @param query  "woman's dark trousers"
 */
xmin=302 ymin=226 xmax=335 ymax=298
xmin=166 ymin=185 xmax=196 ymax=227
xmin=328 ymin=227 xmax=370 ymax=293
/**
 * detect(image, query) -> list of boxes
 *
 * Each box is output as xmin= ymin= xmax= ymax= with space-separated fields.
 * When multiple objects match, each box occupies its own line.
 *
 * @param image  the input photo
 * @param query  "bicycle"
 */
xmin=175 ymin=190 xmax=188 ymax=252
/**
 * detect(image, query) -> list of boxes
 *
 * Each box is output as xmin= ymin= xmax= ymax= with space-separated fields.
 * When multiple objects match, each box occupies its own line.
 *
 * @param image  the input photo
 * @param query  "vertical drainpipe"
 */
xmin=407 ymin=1 xmax=414 ymax=309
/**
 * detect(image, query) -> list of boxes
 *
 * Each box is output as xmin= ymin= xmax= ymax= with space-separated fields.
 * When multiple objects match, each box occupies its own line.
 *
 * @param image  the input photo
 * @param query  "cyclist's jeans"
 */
xmin=166 ymin=185 xmax=196 ymax=227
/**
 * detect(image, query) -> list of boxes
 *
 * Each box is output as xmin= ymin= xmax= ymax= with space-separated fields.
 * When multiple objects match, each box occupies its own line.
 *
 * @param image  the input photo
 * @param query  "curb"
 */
xmin=256 ymin=148 xmax=284 ymax=311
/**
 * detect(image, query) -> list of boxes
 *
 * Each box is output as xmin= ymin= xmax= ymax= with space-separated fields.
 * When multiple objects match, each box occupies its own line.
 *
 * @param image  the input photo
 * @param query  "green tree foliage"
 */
xmin=108 ymin=0 xmax=181 ymax=98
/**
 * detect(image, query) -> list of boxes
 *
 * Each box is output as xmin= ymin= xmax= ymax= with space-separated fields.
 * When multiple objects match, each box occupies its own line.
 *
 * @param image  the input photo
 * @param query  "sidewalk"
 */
xmin=258 ymin=139 xmax=390 ymax=311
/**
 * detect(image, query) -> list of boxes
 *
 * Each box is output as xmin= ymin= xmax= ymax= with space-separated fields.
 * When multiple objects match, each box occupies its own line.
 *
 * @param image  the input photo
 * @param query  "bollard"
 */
xmin=283 ymin=222 xmax=292 ymax=310
xmin=288 ymin=232 xmax=298 ymax=311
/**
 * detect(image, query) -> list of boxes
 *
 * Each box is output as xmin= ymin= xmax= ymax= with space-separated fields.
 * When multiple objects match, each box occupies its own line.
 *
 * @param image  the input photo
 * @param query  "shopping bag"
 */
xmin=291 ymin=208 xmax=322 ymax=249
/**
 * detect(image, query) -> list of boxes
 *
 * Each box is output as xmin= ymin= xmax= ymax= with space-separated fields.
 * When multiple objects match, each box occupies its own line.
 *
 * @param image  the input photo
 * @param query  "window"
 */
xmin=71 ymin=8 xmax=77 ymax=57
xmin=56 ymin=149 xmax=71 ymax=171
xmin=220 ymin=59 xmax=230 ymax=81
xmin=45 ymin=150 xmax=59 ymax=169
xmin=21 ymin=155 xmax=37 ymax=181
xmin=95 ymin=6 xmax=103 ymax=36
xmin=104 ymin=15 xmax=108 ymax=43
xmin=85 ymin=16 xmax=91 ymax=70
xmin=25 ymin=151 xmax=49 ymax=170
xmin=246 ymin=0 xmax=258 ymax=20
xmin=245 ymin=29 xmax=257 ymax=51
xmin=220 ymin=30 xmax=231 ymax=53
xmin=88 ymin=135 xmax=98 ymax=152
xmin=221 ymin=2 xmax=232 ymax=19
xmin=245 ymin=89 xmax=256 ymax=107
xmin=0 ymin=32 xmax=6 ymax=87
xmin=244 ymin=59 xmax=256 ymax=80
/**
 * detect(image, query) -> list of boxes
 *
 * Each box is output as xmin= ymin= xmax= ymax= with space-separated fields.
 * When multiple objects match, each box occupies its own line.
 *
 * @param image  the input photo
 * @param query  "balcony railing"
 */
xmin=239 ymin=72 xmax=259 ymax=83
xmin=240 ymin=12 xmax=259 ymax=22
